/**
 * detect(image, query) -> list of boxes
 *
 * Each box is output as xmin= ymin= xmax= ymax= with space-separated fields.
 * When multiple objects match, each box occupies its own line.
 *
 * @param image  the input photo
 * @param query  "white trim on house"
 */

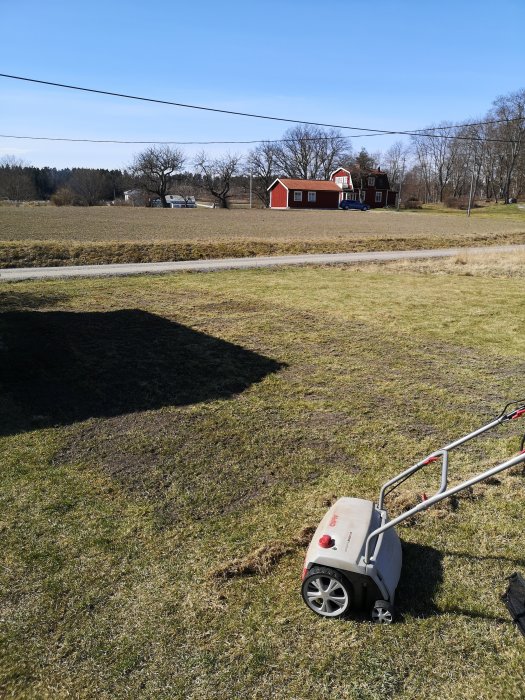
xmin=267 ymin=178 xmax=289 ymax=192
xmin=308 ymin=191 xmax=317 ymax=202
xmin=294 ymin=190 xmax=303 ymax=202
xmin=375 ymin=191 xmax=383 ymax=203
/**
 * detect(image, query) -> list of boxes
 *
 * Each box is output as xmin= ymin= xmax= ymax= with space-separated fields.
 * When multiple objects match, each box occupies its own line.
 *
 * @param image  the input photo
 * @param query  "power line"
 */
xmin=0 ymin=129 xmax=518 ymax=146
xmin=0 ymin=133 xmax=379 ymax=145
xmin=0 ymin=72 xmax=522 ymax=142
xmin=0 ymin=72 xmax=408 ymax=134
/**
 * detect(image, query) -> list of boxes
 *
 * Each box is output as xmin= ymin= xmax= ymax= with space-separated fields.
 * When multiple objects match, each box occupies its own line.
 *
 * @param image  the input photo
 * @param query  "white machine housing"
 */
xmin=303 ymin=497 xmax=402 ymax=607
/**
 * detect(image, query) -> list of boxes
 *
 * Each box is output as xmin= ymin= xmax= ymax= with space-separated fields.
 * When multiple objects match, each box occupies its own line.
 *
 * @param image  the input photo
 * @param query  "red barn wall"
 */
xmin=288 ymin=190 xmax=340 ymax=209
xmin=270 ymin=182 xmax=288 ymax=208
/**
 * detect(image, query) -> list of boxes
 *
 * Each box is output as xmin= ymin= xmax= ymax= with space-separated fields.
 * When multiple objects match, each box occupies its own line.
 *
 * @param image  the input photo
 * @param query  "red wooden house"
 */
xmin=334 ymin=167 xmax=397 ymax=208
xmin=268 ymin=178 xmax=342 ymax=209
xmin=268 ymin=168 xmax=397 ymax=209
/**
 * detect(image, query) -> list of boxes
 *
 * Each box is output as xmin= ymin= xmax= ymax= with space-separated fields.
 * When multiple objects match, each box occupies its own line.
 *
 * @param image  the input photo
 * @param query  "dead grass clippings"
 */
xmin=209 ymin=524 xmax=316 ymax=580
xmin=387 ymin=485 xmax=487 ymax=527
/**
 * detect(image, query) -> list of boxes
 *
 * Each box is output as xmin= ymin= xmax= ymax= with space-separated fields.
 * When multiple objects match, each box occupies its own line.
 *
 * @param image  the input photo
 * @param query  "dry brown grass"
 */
xmin=209 ymin=525 xmax=316 ymax=579
xmin=353 ymin=251 xmax=525 ymax=278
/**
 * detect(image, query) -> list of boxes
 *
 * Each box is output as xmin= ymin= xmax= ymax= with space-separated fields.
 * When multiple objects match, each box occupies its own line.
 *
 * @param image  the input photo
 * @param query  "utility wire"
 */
xmin=0 ymin=121 xmax=521 ymax=146
xmin=0 ymin=133 xmax=381 ymax=145
xmin=0 ymin=72 xmax=408 ymax=134
xmin=0 ymin=130 xmax=518 ymax=145
xmin=0 ymin=72 xmax=522 ymax=143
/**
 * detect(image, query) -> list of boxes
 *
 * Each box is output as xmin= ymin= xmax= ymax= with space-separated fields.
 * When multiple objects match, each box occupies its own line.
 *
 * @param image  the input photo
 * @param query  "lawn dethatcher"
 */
xmin=301 ymin=400 xmax=525 ymax=623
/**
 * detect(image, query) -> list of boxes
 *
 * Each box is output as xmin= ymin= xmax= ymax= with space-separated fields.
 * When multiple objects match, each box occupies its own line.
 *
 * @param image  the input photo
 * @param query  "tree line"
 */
xmin=1 ymin=87 xmax=523 ymax=208
xmin=408 ymin=88 xmax=525 ymax=205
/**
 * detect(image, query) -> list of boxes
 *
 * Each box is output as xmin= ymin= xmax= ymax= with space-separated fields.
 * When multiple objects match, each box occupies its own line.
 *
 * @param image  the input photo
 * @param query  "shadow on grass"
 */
xmin=396 ymin=541 xmax=511 ymax=624
xmin=0 ymin=309 xmax=284 ymax=436
xmin=395 ymin=541 xmax=444 ymax=619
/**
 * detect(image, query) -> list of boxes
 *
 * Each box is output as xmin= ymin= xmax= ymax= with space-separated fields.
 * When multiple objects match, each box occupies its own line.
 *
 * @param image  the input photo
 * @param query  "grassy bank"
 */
xmin=1 ymin=258 xmax=525 ymax=698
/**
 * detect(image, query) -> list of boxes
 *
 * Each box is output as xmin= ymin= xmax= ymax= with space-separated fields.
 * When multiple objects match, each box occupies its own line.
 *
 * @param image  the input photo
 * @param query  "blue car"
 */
xmin=340 ymin=199 xmax=370 ymax=211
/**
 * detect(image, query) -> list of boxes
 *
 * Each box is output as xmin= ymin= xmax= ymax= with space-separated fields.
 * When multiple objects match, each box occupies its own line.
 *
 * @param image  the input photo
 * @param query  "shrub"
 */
xmin=403 ymin=197 xmax=422 ymax=209
xmin=445 ymin=196 xmax=480 ymax=210
xmin=50 ymin=187 xmax=75 ymax=206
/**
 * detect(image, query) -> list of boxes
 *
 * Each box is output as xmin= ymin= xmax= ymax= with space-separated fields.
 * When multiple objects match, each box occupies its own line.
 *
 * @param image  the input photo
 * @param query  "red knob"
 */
xmin=319 ymin=534 xmax=334 ymax=548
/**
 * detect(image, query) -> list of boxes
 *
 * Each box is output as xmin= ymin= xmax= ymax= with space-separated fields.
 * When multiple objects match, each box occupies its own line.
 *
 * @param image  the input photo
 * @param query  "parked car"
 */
xmin=340 ymin=200 xmax=370 ymax=211
xmin=151 ymin=196 xmax=197 ymax=208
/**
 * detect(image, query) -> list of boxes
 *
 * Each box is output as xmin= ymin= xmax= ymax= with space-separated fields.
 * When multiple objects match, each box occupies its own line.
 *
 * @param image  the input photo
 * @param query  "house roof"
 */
xmin=270 ymin=178 xmax=341 ymax=192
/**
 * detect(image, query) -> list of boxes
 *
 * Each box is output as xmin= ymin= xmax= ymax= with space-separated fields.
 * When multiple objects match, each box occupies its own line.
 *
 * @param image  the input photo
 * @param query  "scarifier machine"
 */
xmin=301 ymin=400 xmax=525 ymax=623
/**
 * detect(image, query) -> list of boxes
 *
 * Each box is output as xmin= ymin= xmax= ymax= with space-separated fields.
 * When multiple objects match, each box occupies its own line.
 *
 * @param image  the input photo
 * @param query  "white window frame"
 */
xmin=294 ymin=190 xmax=303 ymax=202
xmin=344 ymin=192 xmax=357 ymax=201
xmin=368 ymin=176 xmax=375 ymax=186
xmin=359 ymin=190 xmax=366 ymax=203
xmin=375 ymin=191 xmax=383 ymax=203
xmin=307 ymin=191 xmax=316 ymax=202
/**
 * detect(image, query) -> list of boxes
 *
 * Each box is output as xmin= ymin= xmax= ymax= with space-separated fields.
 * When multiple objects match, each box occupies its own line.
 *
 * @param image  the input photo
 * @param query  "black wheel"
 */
xmin=301 ymin=566 xmax=352 ymax=618
xmin=371 ymin=600 xmax=395 ymax=624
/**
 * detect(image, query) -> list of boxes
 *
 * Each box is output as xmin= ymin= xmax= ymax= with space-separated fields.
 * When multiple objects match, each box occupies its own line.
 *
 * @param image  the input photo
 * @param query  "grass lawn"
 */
xmin=0 ymin=205 xmax=524 ymax=267
xmin=1 ymin=255 xmax=524 ymax=698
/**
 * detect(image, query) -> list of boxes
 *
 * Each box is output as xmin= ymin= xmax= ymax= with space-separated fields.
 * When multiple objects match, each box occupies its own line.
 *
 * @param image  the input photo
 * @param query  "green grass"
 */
xmin=421 ymin=202 xmax=525 ymax=220
xmin=1 ymin=260 xmax=524 ymax=699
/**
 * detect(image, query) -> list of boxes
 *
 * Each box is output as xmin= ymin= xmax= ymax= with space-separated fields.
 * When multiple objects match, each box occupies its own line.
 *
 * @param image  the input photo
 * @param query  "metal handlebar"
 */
xmin=364 ymin=401 xmax=525 ymax=565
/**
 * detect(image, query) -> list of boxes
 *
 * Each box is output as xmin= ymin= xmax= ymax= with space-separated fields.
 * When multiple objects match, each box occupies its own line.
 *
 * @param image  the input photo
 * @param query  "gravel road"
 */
xmin=2 ymin=244 xmax=525 ymax=281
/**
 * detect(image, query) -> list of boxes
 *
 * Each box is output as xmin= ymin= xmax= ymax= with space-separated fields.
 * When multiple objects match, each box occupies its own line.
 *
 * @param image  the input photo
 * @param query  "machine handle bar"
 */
xmin=364 ymin=449 xmax=525 ymax=564
xmin=378 ymin=401 xmax=525 ymax=511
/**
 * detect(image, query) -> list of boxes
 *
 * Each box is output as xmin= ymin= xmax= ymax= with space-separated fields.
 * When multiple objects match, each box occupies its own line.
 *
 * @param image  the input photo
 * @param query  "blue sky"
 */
xmin=1 ymin=0 xmax=524 ymax=169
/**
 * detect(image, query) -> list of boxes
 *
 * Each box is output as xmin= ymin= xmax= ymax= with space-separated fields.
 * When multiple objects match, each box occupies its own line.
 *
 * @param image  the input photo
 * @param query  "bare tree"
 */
xmin=275 ymin=125 xmax=350 ymax=180
xmin=130 ymin=146 xmax=185 ymax=207
xmin=489 ymin=89 xmax=525 ymax=203
xmin=246 ymin=142 xmax=280 ymax=207
xmin=194 ymin=152 xmax=242 ymax=208
xmin=411 ymin=123 xmax=461 ymax=202
xmin=384 ymin=142 xmax=409 ymax=192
